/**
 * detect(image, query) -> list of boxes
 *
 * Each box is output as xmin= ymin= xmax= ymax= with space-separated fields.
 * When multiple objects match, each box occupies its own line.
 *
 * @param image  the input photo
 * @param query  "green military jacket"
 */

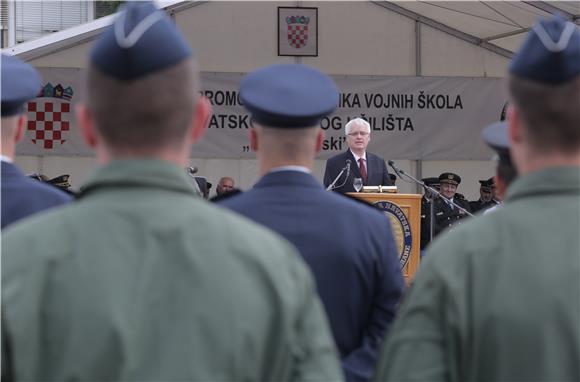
xmin=375 ymin=166 xmax=580 ymax=382
xmin=2 ymin=159 xmax=343 ymax=381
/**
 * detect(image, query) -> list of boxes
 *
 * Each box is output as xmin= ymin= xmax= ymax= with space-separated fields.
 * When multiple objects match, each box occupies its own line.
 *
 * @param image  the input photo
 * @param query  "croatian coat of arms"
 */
xmin=286 ymin=15 xmax=310 ymax=49
xmin=27 ymin=83 xmax=74 ymax=149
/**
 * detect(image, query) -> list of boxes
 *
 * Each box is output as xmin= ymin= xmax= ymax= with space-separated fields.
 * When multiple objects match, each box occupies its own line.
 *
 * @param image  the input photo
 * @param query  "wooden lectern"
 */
xmin=347 ymin=192 xmax=422 ymax=283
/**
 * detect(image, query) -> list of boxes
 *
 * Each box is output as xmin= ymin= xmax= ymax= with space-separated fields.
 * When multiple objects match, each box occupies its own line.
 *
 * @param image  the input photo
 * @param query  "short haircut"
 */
xmin=509 ymin=75 xmax=580 ymax=154
xmin=86 ymin=58 xmax=198 ymax=154
xmin=345 ymin=118 xmax=370 ymax=136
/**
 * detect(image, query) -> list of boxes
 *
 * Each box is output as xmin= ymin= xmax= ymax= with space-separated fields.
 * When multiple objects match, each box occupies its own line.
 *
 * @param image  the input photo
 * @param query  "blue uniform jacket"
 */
xmin=1 ymin=161 xmax=72 ymax=229
xmin=221 ymin=170 xmax=403 ymax=382
xmin=323 ymin=150 xmax=391 ymax=193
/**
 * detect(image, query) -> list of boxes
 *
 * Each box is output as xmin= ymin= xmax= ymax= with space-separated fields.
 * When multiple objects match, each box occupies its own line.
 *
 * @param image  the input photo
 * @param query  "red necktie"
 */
xmin=359 ymin=158 xmax=368 ymax=185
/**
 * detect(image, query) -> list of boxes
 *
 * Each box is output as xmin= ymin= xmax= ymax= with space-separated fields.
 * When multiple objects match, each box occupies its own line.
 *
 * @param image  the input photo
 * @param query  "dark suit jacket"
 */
xmin=220 ymin=170 xmax=403 ymax=382
xmin=323 ymin=150 xmax=391 ymax=193
xmin=1 ymin=161 xmax=72 ymax=229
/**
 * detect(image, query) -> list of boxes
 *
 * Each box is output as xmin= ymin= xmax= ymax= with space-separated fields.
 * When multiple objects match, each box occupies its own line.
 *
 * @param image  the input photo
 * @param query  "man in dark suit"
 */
xmin=220 ymin=64 xmax=403 ymax=382
xmin=323 ymin=118 xmax=391 ymax=193
xmin=1 ymin=55 xmax=72 ymax=229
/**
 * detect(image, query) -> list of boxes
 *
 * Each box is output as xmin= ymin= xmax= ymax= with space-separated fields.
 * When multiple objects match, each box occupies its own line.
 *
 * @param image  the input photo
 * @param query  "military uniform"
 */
xmin=2 ymin=160 xmax=342 ymax=381
xmin=1 ymin=3 xmax=343 ymax=381
xmin=469 ymin=178 xmax=497 ymax=213
xmin=420 ymin=177 xmax=439 ymax=250
xmin=375 ymin=167 xmax=580 ymax=381
xmin=432 ymin=173 xmax=471 ymax=237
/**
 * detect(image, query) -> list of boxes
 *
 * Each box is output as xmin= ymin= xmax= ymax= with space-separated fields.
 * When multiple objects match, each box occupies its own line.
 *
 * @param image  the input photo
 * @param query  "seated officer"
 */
xmin=469 ymin=178 xmax=496 ymax=213
xmin=433 ymin=172 xmax=471 ymax=237
xmin=1 ymin=3 xmax=341 ymax=381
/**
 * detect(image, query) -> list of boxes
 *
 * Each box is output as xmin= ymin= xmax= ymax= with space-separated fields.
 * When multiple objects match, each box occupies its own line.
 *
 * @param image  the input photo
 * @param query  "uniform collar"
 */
xmin=0 ymin=155 xmax=13 ymax=163
xmin=79 ymin=159 xmax=198 ymax=198
xmin=506 ymin=166 xmax=580 ymax=202
xmin=254 ymin=169 xmax=322 ymax=190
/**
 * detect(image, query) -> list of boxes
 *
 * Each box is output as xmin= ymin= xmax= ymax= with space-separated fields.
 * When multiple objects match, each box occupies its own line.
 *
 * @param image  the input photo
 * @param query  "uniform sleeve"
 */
xmin=341 ymin=219 xmax=403 ymax=382
xmin=287 ymin=253 xmax=345 ymax=382
xmin=373 ymin=256 xmax=450 ymax=382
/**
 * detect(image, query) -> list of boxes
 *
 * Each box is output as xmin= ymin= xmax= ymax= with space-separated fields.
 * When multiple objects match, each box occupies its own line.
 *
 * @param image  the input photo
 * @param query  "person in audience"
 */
xmin=220 ymin=63 xmax=403 ymax=382
xmin=1 ymin=3 xmax=342 ymax=381
xmin=419 ymin=177 xmax=440 ymax=250
xmin=323 ymin=118 xmax=392 ymax=193
xmin=432 ymin=172 xmax=471 ymax=237
xmin=0 ymin=54 xmax=72 ymax=230
xmin=374 ymin=15 xmax=580 ymax=382
xmin=216 ymin=176 xmax=235 ymax=195
xmin=469 ymin=178 xmax=496 ymax=213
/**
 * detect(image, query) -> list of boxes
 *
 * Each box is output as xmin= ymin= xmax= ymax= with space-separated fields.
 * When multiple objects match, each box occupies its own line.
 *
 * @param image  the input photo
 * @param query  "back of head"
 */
xmin=87 ymin=1 xmax=197 ymax=155
xmin=508 ymin=16 xmax=580 ymax=155
xmin=239 ymin=64 xmax=338 ymax=161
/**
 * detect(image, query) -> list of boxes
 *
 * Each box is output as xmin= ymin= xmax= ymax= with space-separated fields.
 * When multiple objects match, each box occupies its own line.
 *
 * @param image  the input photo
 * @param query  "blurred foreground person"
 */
xmin=1 ymin=55 xmax=72 ymax=229
xmin=2 ymin=3 xmax=341 ymax=381
xmin=220 ymin=64 xmax=403 ymax=382
xmin=375 ymin=15 xmax=580 ymax=382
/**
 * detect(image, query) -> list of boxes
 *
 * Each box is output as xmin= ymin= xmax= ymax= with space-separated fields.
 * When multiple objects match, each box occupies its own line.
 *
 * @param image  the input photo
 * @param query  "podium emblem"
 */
xmin=374 ymin=201 xmax=413 ymax=268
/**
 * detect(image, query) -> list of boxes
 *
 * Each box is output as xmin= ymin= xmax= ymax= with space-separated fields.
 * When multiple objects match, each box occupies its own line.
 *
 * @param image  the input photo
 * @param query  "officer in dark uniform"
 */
xmin=469 ymin=177 xmax=497 ymax=213
xmin=420 ymin=177 xmax=439 ymax=250
xmin=433 ymin=172 xmax=471 ymax=237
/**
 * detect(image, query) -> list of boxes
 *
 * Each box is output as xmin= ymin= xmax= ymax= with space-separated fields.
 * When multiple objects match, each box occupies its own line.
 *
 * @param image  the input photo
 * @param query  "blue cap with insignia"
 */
xmin=1 ymin=54 xmax=41 ymax=117
xmin=90 ymin=1 xmax=192 ymax=81
xmin=240 ymin=64 xmax=339 ymax=128
xmin=510 ymin=15 xmax=580 ymax=84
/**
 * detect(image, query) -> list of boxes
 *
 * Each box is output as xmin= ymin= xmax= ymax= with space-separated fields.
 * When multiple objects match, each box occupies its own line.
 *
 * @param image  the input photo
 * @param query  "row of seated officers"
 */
xmin=1 ymin=2 xmax=579 ymax=382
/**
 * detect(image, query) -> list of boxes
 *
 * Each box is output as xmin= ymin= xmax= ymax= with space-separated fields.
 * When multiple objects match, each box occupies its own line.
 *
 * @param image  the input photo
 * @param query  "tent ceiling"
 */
xmin=373 ymin=1 xmax=580 ymax=56
xmin=3 ymin=1 xmax=579 ymax=61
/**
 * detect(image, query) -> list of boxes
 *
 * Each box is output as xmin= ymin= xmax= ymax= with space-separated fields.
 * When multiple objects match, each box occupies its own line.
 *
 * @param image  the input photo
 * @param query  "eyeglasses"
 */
xmin=347 ymin=131 xmax=369 ymax=137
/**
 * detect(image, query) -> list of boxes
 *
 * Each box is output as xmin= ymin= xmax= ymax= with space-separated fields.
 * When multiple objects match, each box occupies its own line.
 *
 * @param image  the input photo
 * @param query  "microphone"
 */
xmin=387 ymin=160 xmax=404 ymax=176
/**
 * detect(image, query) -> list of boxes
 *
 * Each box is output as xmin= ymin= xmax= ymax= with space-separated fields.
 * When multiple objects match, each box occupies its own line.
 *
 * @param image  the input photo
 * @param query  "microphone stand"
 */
xmin=326 ymin=162 xmax=351 ymax=191
xmin=387 ymin=162 xmax=474 ymax=241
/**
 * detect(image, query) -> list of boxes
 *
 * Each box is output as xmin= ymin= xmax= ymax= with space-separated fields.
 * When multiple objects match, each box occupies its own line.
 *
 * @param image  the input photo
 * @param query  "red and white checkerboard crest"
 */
xmin=27 ymin=83 xmax=74 ymax=150
xmin=286 ymin=15 xmax=310 ymax=49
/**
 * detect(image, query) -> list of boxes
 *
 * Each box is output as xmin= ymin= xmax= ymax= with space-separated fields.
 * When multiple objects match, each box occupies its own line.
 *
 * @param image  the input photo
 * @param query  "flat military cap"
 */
xmin=1 ymin=54 xmax=41 ymax=117
xmin=479 ymin=178 xmax=495 ymax=192
xmin=439 ymin=172 xmax=461 ymax=186
xmin=240 ymin=64 xmax=339 ymax=128
xmin=48 ymin=174 xmax=71 ymax=189
xmin=90 ymin=1 xmax=192 ymax=81
xmin=510 ymin=15 xmax=580 ymax=84
xmin=482 ymin=121 xmax=513 ymax=167
xmin=422 ymin=177 xmax=440 ymax=188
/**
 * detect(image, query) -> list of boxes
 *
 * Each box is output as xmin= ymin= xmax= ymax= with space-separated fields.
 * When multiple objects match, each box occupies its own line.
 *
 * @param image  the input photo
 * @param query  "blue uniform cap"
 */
xmin=1 ymin=54 xmax=41 ymax=117
xmin=240 ymin=64 xmax=339 ymax=128
xmin=90 ymin=1 xmax=192 ymax=81
xmin=510 ymin=15 xmax=580 ymax=84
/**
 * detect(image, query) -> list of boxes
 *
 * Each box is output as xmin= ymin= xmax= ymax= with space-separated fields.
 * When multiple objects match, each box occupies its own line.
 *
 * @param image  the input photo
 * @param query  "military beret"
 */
xmin=422 ymin=177 xmax=440 ymax=188
xmin=510 ymin=15 xmax=580 ymax=84
xmin=90 ymin=1 xmax=192 ymax=81
xmin=240 ymin=64 xmax=339 ymax=128
xmin=439 ymin=172 xmax=461 ymax=186
xmin=1 ymin=54 xmax=41 ymax=117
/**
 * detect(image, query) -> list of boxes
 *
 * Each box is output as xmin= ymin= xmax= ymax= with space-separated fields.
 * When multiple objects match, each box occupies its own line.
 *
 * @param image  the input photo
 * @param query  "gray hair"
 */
xmin=344 ymin=118 xmax=371 ymax=136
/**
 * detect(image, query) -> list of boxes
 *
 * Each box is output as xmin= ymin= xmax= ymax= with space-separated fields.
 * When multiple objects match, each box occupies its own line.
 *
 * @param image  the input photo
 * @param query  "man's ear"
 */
xmin=249 ymin=128 xmax=258 ymax=152
xmin=315 ymin=128 xmax=324 ymax=153
xmin=507 ymin=105 xmax=523 ymax=145
xmin=75 ymin=104 xmax=99 ymax=148
xmin=190 ymin=96 xmax=211 ymax=143
xmin=14 ymin=115 xmax=27 ymax=143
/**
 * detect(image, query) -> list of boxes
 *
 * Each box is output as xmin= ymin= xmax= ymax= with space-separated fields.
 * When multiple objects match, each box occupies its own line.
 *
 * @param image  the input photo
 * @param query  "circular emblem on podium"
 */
xmin=373 ymin=201 xmax=412 ymax=268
